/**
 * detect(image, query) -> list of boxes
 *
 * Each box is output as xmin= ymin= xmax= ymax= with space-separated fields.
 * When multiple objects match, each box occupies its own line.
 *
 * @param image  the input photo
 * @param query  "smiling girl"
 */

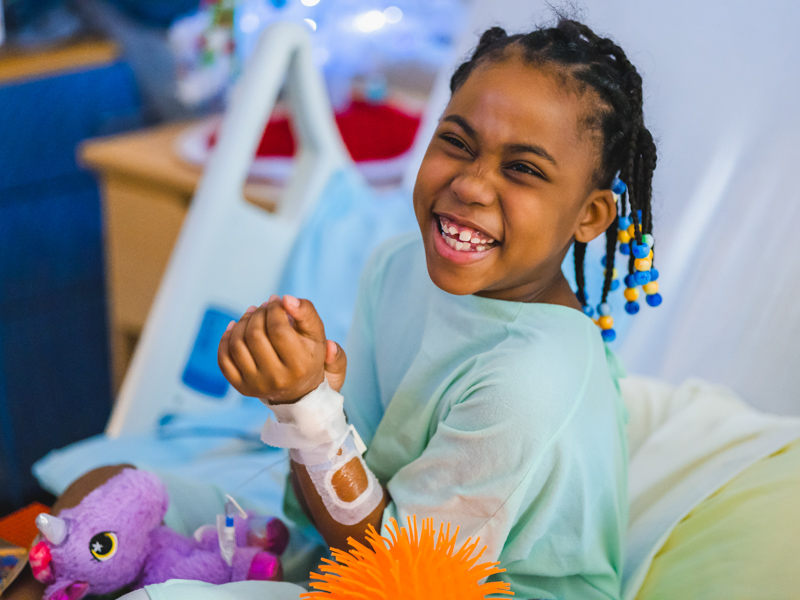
xmin=218 ymin=18 xmax=657 ymax=599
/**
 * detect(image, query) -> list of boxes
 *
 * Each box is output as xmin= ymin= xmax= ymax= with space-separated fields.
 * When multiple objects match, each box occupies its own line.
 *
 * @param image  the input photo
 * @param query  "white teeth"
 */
xmin=448 ymin=226 xmax=458 ymax=235
xmin=446 ymin=236 xmax=457 ymax=248
xmin=458 ymin=230 xmax=471 ymax=242
xmin=477 ymin=245 xmax=486 ymax=252
xmin=470 ymin=237 xmax=480 ymax=244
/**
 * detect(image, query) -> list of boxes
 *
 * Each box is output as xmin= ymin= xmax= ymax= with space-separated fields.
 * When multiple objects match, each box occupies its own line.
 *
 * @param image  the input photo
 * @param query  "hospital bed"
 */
xmin=35 ymin=4 xmax=800 ymax=597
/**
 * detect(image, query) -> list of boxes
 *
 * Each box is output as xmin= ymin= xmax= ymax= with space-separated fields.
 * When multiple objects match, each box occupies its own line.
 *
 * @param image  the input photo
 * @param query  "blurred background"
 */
xmin=0 ymin=0 xmax=465 ymax=514
xmin=1 ymin=0 xmax=799 ymax=514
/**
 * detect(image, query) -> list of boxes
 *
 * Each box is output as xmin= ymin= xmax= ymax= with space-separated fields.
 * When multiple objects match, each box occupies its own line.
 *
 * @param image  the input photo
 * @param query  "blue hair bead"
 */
xmin=582 ymin=304 xmax=595 ymax=317
xmin=601 ymin=328 xmax=617 ymax=342
xmin=634 ymin=270 xmax=651 ymax=286
xmin=600 ymin=255 xmax=607 ymax=267
xmin=632 ymin=244 xmax=650 ymax=259
xmin=649 ymin=268 xmax=659 ymax=282
xmin=618 ymin=216 xmax=631 ymax=230
xmin=598 ymin=302 xmax=611 ymax=316
xmin=637 ymin=210 xmax=642 ymax=219
xmin=611 ymin=178 xmax=627 ymax=195
xmin=624 ymin=274 xmax=637 ymax=288
xmin=646 ymin=293 xmax=663 ymax=307
xmin=625 ymin=301 xmax=640 ymax=314
xmin=619 ymin=243 xmax=631 ymax=256
xmin=610 ymin=279 xmax=620 ymax=291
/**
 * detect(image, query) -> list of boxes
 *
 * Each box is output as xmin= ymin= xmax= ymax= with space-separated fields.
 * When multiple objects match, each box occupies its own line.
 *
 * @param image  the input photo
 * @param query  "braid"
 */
xmin=573 ymin=241 xmax=588 ymax=306
xmin=450 ymin=27 xmax=513 ymax=93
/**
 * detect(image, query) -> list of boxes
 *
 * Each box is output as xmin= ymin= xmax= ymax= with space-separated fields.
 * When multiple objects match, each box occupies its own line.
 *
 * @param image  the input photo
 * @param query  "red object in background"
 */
xmin=208 ymin=99 xmax=421 ymax=162
xmin=0 ymin=503 xmax=50 ymax=548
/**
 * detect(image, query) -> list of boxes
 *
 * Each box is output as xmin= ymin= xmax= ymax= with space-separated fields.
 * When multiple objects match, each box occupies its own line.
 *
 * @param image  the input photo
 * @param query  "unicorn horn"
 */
xmin=36 ymin=514 xmax=68 ymax=545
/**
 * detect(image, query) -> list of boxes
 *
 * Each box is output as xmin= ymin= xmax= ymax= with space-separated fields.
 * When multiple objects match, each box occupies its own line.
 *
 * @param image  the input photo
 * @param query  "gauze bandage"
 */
xmin=261 ymin=380 xmax=381 ymax=524
xmin=261 ymin=379 xmax=350 ymax=464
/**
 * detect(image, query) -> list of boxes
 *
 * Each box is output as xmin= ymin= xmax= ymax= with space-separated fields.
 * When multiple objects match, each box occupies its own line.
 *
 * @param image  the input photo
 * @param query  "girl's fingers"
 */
xmin=227 ymin=309 xmax=259 ymax=379
xmin=265 ymin=299 xmax=306 ymax=365
xmin=282 ymin=295 xmax=326 ymax=340
xmin=244 ymin=304 xmax=284 ymax=372
xmin=218 ymin=322 xmax=243 ymax=388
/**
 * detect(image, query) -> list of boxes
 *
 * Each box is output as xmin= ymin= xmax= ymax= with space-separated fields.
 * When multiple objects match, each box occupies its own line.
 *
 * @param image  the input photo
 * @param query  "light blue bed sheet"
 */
xmin=33 ymin=396 xmax=329 ymax=582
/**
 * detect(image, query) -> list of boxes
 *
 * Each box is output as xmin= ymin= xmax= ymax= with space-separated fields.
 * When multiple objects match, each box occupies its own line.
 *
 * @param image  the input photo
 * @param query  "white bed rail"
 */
xmin=106 ymin=22 xmax=349 ymax=436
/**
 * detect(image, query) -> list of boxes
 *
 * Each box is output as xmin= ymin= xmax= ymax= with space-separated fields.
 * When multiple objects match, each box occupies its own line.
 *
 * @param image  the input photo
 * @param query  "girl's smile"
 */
xmin=413 ymin=50 xmax=616 ymax=306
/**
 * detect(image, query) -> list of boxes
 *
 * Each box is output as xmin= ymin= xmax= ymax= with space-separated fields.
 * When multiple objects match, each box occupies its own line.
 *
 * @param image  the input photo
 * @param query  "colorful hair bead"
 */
xmin=646 ymin=293 xmax=663 ymax=307
xmin=624 ymin=301 xmax=640 ymax=314
xmin=643 ymin=281 xmax=659 ymax=295
xmin=586 ymin=177 xmax=660 ymax=344
xmin=601 ymin=329 xmax=616 ymax=342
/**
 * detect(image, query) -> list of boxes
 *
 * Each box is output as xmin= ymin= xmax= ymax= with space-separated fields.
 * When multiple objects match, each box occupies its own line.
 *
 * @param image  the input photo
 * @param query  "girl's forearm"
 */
xmin=290 ymin=452 xmax=388 ymax=551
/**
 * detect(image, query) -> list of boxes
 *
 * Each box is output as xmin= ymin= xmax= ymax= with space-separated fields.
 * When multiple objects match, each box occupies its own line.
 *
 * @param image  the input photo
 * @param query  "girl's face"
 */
xmin=413 ymin=53 xmax=615 ymax=304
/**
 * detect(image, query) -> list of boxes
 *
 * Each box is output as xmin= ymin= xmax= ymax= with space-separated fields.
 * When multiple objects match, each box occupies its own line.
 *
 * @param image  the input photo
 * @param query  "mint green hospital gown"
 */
xmin=285 ymin=234 xmax=629 ymax=599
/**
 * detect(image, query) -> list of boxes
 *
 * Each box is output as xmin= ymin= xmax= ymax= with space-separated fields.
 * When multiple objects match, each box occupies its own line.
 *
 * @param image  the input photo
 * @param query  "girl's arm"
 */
xmin=290 ymin=454 xmax=388 ymax=551
xmin=218 ymin=296 xmax=388 ymax=549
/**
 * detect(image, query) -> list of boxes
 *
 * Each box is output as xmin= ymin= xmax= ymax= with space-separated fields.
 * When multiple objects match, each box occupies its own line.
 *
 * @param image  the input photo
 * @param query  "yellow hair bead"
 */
xmin=618 ymin=230 xmax=631 ymax=244
xmin=627 ymin=223 xmax=642 ymax=237
xmin=643 ymin=281 xmax=659 ymax=295
xmin=598 ymin=315 xmax=614 ymax=330
xmin=613 ymin=268 xmax=619 ymax=279
xmin=624 ymin=287 xmax=640 ymax=301
xmin=635 ymin=258 xmax=652 ymax=271
xmin=648 ymin=250 xmax=654 ymax=260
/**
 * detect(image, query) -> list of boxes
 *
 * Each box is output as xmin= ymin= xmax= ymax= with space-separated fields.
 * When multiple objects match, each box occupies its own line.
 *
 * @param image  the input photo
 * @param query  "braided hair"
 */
xmin=450 ymin=19 xmax=657 ymax=309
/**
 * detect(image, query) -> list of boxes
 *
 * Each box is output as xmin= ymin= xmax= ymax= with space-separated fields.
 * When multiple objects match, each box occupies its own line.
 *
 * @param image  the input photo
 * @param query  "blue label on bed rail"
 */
xmin=182 ymin=307 xmax=238 ymax=398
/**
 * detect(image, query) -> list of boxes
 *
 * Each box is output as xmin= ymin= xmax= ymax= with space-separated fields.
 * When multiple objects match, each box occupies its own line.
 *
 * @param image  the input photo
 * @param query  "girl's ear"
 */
xmin=575 ymin=188 xmax=617 ymax=243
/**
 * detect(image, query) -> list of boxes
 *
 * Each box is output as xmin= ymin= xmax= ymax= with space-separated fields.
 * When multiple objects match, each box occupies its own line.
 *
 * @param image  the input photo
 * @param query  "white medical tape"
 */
xmin=261 ymin=379 xmax=349 ymax=462
xmin=302 ymin=433 xmax=383 ymax=526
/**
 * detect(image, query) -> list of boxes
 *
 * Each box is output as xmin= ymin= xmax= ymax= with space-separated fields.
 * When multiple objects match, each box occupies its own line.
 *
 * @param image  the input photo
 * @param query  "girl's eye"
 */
xmin=89 ymin=532 xmax=118 ymax=561
xmin=508 ymin=163 xmax=544 ymax=179
xmin=441 ymin=135 xmax=470 ymax=153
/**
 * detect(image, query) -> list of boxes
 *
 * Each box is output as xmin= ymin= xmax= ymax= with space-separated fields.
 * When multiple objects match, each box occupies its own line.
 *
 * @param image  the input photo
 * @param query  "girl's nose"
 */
xmin=450 ymin=170 xmax=496 ymax=207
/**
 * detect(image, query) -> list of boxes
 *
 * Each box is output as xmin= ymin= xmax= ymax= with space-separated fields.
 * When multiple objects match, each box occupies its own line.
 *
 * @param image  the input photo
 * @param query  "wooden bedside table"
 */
xmin=79 ymin=122 xmax=281 ymax=391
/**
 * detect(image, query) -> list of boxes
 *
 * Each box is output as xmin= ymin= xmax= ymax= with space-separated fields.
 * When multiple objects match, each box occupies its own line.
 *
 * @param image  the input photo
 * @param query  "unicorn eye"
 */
xmin=89 ymin=532 xmax=118 ymax=561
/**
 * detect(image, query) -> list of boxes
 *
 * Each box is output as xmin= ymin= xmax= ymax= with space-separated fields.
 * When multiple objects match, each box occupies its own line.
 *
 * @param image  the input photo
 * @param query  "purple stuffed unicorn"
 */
xmin=28 ymin=469 xmax=289 ymax=600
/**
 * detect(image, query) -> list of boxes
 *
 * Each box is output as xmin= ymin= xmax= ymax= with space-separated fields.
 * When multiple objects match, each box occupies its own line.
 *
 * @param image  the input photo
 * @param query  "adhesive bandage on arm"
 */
xmin=261 ymin=380 xmax=383 ymax=525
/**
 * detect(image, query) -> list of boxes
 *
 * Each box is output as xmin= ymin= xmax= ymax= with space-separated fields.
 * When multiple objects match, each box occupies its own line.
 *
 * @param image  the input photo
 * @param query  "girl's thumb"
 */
xmin=324 ymin=340 xmax=347 ymax=392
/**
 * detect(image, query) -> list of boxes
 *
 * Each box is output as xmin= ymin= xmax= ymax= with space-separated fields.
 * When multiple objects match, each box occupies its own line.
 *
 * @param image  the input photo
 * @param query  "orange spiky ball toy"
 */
xmin=301 ymin=517 xmax=514 ymax=600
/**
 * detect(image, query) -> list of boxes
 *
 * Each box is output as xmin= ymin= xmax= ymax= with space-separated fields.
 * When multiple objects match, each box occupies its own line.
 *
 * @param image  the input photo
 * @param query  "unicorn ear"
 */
xmin=36 ymin=514 xmax=68 ymax=545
